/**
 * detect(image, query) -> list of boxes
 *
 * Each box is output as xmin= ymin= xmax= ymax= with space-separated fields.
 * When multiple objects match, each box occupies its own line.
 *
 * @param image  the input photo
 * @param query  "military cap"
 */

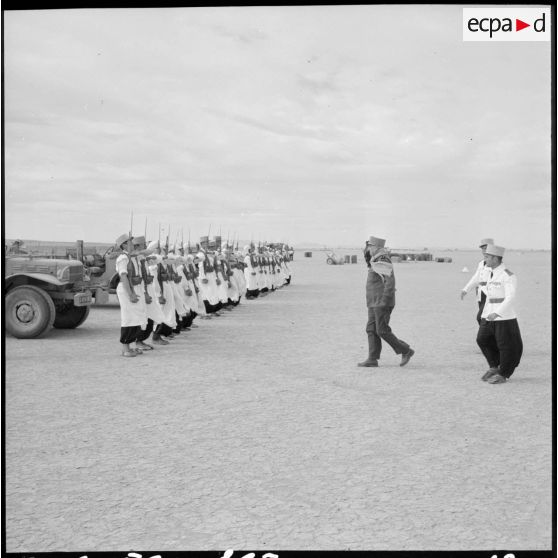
xmin=368 ymin=236 xmax=386 ymax=248
xmin=132 ymin=235 xmax=146 ymax=246
xmin=485 ymin=244 xmax=505 ymax=257
xmin=479 ymin=238 xmax=494 ymax=248
xmin=115 ymin=233 xmax=130 ymax=247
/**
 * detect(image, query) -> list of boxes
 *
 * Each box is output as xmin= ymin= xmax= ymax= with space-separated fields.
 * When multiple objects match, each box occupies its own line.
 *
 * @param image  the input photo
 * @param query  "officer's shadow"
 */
xmin=507 ymin=375 xmax=551 ymax=385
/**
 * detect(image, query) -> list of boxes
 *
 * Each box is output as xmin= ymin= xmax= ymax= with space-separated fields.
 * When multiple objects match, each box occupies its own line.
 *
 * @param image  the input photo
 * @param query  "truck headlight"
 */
xmin=56 ymin=266 xmax=70 ymax=282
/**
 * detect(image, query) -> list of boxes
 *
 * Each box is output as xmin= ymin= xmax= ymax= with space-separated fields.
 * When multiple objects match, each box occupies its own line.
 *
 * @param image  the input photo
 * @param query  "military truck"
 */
xmin=5 ymin=256 xmax=93 ymax=338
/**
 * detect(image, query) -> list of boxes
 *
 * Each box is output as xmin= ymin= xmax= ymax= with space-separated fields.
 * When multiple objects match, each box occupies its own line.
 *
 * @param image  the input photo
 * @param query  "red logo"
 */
xmin=516 ymin=19 xmax=530 ymax=31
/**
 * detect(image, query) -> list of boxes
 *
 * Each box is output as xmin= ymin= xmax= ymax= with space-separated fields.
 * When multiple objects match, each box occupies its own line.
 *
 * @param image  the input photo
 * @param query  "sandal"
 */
xmin=121 ymin=350 xmax=136 ymax=357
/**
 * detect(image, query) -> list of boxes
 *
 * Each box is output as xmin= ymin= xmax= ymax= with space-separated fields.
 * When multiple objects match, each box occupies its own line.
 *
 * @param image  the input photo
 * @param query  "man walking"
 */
xmin=358 ymin=235 xmax=414 ymax=368
xmin=476 ymin=244 xmax=523 ymax=384
xmin=461 ymin=238 xmax=494 ymax=324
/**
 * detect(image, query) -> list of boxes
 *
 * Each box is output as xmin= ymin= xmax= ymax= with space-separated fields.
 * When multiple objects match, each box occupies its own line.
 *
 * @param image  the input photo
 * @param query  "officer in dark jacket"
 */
xmin=358 ymin=235 xmax=415 ymax=368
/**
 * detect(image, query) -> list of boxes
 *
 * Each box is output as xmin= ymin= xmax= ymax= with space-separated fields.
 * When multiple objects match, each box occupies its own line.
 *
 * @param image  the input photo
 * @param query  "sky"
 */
xmin=3 ymin=5 xmax=553 ymax=249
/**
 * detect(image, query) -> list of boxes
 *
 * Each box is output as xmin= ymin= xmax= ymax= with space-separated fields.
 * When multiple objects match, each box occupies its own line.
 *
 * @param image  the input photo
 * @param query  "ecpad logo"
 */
xmin=463 ymin=8 xmax=550 ymax=41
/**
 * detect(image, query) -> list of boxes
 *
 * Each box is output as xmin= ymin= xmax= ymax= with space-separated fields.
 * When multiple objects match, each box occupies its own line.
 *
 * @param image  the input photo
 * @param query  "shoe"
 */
xmin=121 ymin=350 xmax=136 ymax=357
xmin=132 ymin=348 xmax=143 ymax=355
xmin=481 ymin=367 xmax=499 ymax=381
xmin=190 ymin=324 xmax=199 ymax=328
xmin=400 ymin=349 xmax=415 ymax=367
xmin=167 ymin=333 xmax=175 ymax=339
xmin=152 ymin=338 xmax=169 ymax=346
xmin=136 ymin=342 xmax=154 ymax=351
xmin=488 ymin=373 xmax=508 ymax=384
xmin=357 ymin=358 xmax=379 ymax=368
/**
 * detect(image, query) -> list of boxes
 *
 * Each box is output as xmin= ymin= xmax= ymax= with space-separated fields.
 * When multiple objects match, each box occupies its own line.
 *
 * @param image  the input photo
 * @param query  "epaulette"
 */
xmin=505 ymin=269 xmax=514 ymax=276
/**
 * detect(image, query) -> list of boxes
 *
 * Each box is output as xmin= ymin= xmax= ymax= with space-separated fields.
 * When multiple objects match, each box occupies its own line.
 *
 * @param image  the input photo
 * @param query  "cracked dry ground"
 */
xmin=5 ymin=250 xmax=552 ymax=552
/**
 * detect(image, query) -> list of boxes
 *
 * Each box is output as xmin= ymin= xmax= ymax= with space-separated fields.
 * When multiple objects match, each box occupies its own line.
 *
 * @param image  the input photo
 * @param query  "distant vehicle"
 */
xmin=5 ymin=255 xmax=93 ymax=338
xmin=326 ymin=252 xmax=345 ymax=265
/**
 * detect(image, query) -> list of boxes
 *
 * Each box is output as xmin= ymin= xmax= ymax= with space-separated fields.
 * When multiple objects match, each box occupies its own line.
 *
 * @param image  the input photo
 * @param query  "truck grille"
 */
xmin=67 ymin=265 xmax=84 ymax=282
xmin=10 ymin=263 xmax=52 ymax=274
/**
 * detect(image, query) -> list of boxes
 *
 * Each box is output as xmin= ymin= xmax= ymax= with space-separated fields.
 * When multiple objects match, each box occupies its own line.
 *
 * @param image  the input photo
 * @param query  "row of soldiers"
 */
xmin=113 ymin=233 xmax=293 ymax=356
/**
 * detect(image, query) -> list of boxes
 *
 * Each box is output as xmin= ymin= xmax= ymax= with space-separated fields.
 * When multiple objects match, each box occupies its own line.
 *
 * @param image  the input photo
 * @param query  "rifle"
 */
xmin=144 ymin=217 xmax=147 ymax=241
xmin=127 ymin=210 xmax=134 ymax=254
xmin=158 ymin=223 xmax=162 ymax=254
xmin=165 ymin=224 xmax=170 ymax=254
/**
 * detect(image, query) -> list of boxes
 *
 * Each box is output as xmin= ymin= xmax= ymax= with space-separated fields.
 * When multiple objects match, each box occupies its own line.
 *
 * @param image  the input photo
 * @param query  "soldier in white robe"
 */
xmin=115 ymin=233 xmax=148 ymax=357
xmin=244 ymin=245 xmax=259 ymax=299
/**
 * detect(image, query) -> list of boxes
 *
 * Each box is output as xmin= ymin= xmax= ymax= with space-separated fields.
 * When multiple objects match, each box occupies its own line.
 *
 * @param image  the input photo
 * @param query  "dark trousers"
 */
xmin=476 ymin=318 xmax=523 ymax=378
xmin=155 ymin=323 xmax=174 ymax=337
xmin=366 ymin=306 xmax=410 ymax=360
xmin=120 ymin=325 xmax=140 ymax=344
xmin=182 ymin=311 xmax=196 ymax=328
xmin=476 ymin=293 xmax=486 ymax=325
xmin=136 ymin=319 xmax=154 ymax=342
xmin=203 ymin=300 xmax=223 ymax=314
xmin=173 ymin=312 xmax=183 ymax=333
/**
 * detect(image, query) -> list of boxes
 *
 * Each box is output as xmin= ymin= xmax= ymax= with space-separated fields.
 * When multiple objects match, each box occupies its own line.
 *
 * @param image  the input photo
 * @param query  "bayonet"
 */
xmin=128 ymin=210 xmax=134 ymax=253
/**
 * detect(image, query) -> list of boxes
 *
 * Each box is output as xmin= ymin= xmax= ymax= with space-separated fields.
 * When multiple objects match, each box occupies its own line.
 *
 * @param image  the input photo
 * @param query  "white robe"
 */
xmin=138 ymin=256 xmax=165 ymax=325
xmin=244 ymin=255 xmax=259 ymax=291
xmin=198 ymin=260 xmax=220 ymax=305
xmin=149 ymin=263 xmax=176 ymax=328
xmin=116 ymin=254 xmax=148 ymax=328
xmin=233 ymin=267 xmax=246 ymax=296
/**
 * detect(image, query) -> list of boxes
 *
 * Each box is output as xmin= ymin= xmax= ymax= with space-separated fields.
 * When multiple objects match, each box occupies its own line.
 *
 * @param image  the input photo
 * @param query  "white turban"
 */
xmin=146 ymin=240 xmax=159 ymax=254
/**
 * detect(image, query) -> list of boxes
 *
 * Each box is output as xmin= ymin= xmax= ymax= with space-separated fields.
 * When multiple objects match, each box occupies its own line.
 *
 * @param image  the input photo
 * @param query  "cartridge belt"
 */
xmin=130 ymin=276 xmax=142 ymax=286
xmin=489 ymin=297 xmax=504 ymax=303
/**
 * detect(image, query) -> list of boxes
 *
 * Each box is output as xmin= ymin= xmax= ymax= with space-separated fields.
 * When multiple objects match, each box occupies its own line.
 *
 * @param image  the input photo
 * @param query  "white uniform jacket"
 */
xmin=462 ymin=259 xmax=492 ymax=302
xmin=481 ymin=263 xmax=518 ymax=321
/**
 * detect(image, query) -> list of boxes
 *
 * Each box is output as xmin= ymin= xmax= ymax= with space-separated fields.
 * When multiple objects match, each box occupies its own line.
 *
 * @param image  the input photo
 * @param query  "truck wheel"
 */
xmin=326 ymin=258 xmax=333 ymax=265
xmin=53 ymin=305 xmax=90 ymax=329
xmin=5 ymin=285 xmax=56 ymax=339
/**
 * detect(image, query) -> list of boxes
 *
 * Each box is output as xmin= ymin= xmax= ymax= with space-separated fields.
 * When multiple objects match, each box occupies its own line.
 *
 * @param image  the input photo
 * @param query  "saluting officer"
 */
xmin=476 ymin=245 xmax=523 ymax=384
xmin=358 ymin=235 xmax=414 ymax=368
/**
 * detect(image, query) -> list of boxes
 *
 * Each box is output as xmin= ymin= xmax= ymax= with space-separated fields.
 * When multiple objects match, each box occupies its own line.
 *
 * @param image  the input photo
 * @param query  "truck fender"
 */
xmin=6 ymin=272 xmax=67 ymax=290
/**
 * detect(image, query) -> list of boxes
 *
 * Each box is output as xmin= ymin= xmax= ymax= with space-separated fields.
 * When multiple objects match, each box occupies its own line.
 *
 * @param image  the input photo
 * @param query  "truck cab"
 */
xmin=5 ymin=256 xmax=93 ymax=338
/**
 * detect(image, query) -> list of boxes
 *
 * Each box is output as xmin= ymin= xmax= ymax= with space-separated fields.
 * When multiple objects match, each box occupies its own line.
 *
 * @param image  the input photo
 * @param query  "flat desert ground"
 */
xmin=5 ymin=249 xmax=553 ymax=551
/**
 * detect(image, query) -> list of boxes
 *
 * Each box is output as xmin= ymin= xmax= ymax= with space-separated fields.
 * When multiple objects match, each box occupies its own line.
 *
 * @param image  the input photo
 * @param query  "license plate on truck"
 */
xmin=74 ymin=292 xmax=92 ymax=306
